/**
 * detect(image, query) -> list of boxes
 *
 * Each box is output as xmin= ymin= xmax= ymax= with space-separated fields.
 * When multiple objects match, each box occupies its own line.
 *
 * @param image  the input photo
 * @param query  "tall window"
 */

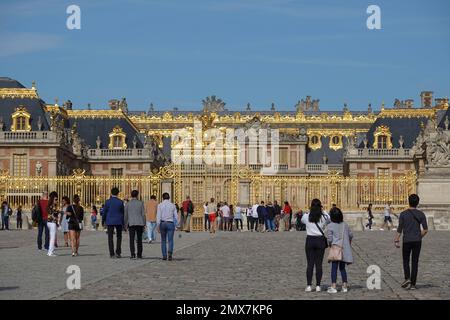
xmin=13 ymin=154 xmax=27 ymax=176
xmin=377 ymin=135 xmax=388 ymax=149
xmin=279 ymin=147 xmax=288 ymax=165
xmin=113 ymin=136 xmax=123 ymax=149
xmin=11 ymin=106 xmax=31 ymax=131
xmin=111 ymin=168 xmax=123 ymax=176
xmin=377 ymin=168 xmax=390 ymax=177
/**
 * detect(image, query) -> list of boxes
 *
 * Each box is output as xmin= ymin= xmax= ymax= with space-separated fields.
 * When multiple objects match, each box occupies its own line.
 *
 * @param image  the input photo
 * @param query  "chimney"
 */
xmin=404 ymin=99 xmax=414 ymax=108
xmin=420 ymin=91 xmax=433 ymax=108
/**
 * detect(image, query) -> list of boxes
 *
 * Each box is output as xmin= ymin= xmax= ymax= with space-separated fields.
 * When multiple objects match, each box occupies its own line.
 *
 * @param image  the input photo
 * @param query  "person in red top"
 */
xmin=36 ymin=191 xmax=50 ymax=250
xmin=283 ymin=201 xmax=292 ymax=231
xmin=181 ymin=196 xmax=194 ymax=232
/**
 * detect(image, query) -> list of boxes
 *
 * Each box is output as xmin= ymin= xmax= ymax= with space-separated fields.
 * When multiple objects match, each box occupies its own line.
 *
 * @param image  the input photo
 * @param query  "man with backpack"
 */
xmin=394 ymin=194 xmax=428 ymax=290
xmin=182 ymin=196 xmax=194 ymax=232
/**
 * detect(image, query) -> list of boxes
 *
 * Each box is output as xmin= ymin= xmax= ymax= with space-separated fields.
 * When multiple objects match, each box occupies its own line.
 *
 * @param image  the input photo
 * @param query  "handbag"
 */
xmin=327 ymin=224 xmax=346 ymax=262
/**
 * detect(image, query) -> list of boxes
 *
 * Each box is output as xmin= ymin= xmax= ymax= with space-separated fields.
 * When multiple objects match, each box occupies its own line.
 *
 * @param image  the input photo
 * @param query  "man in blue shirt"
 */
xmin=103 ymin=187 xmax=125 ymax=258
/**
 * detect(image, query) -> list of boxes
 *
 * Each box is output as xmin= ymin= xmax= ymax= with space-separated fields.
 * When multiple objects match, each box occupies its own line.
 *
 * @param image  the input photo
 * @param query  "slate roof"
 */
xmin=0 ymin=78 xmax=51 ymax=131
xmin=360 ymin=116 xmax=427 ymax=149
xmin=67 ymin=117 xmax=143 ymax=149
xmin=0 ymin=77 xmax=25 ymax=89
xmin=306 ymin=136 xmax=347 ymax=165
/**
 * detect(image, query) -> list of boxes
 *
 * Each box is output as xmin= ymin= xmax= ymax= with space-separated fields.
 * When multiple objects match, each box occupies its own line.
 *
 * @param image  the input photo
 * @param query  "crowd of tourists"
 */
xmin=1 ymin=190 xmax=429 ymax=292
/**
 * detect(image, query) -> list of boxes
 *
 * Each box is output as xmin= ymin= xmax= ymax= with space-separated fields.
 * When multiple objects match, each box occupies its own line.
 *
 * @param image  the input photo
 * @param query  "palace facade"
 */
xmin=1 ymin=77 xmax=449 ymax=229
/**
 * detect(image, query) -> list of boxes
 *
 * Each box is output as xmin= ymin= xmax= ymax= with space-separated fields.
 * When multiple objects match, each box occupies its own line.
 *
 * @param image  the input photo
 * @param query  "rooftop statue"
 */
xmin=202 ymin=95 xmax=225 ymax=113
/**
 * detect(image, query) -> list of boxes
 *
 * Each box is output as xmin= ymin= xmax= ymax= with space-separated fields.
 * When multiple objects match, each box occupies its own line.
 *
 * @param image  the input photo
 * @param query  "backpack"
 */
xmin=31 ymin=203 xmax=41 ymax=223
xmin=188 ymin=201 xmax=194 ymax=214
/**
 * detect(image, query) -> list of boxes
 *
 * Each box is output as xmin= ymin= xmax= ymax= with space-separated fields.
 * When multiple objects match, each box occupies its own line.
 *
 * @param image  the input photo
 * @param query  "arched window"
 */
xmin=373 ymin=126 xmax=392 ymax=149
xmin=108 ymin=125 xmax=127 ymax=149
xmin=11 ymin=106 xmax=31 ymax=131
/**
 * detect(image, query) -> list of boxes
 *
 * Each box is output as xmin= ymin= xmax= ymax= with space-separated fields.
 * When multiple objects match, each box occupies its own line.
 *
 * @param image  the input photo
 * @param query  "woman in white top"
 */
xmin=203 ymin=202 xmax=210 ymax=232
xmin=301 ymin=198 xmax=330 ymax=292
xmin=59 ymin=196 xmax=71 ymax=247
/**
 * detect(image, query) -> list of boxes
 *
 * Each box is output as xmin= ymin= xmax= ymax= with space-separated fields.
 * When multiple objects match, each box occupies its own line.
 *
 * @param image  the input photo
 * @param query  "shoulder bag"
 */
xmin=327 ymin=224 xmax=345 ymax=262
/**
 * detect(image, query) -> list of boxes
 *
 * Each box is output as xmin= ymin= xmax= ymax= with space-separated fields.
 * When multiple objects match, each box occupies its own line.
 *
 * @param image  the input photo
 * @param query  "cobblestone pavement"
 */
xmin=1 ymin=229 xmax=449 ymax=300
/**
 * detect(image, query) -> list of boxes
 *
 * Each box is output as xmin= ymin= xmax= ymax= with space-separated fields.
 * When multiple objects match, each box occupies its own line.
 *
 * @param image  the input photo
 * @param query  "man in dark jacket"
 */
xmin=104 ymin=187 xmax=125 ymax=258
xmin=273 ymin=200 xmax=282 ymax=231
xmin=266 ymin=202 xmax=275 ymax=232
xmin=256 ymin=201 xmax=267 ymax=232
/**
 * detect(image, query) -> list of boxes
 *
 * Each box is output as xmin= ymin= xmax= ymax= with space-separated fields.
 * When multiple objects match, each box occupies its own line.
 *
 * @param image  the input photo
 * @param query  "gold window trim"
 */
xmin=329 ymin=135 xmax=343 ymax=151
xmin=108 ymin=125 xmax=127 ymax=149
xmin=11 ymin=106 xmax=32 ymax=132
xmin=308 ymin=134 xmax=322 ymax=150
xmin=373 ymin=125 xmax=392 ymax=149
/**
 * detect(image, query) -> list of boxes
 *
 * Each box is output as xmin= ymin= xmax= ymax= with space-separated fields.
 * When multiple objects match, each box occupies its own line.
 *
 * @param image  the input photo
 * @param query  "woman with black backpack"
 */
xmin=301 ymin=199 xmax=330 ymax=292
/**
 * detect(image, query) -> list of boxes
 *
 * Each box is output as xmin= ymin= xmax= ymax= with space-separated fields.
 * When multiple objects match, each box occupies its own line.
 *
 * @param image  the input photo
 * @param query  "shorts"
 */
xmin=208 ymin=213 xmax=216 ymax=223
xmin=384 ymin=216 xmax=392 ymax=223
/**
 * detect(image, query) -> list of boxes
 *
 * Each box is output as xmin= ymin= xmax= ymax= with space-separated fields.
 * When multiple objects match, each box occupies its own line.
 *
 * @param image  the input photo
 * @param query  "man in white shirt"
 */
xmin=381 ymin=201 xmax=396 ymax=231
xmin=156 ymin=192 xmax=178 ymax=261
xmin=220 ymin=203 xmax=231 ymax=231
xmin=251 ymin=203 xmax=259 ymax=232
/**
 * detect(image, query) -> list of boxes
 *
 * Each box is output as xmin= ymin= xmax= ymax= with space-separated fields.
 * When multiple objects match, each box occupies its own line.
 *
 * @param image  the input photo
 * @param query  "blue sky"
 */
xmin=1 ymin=0 xmax=449 ymax=111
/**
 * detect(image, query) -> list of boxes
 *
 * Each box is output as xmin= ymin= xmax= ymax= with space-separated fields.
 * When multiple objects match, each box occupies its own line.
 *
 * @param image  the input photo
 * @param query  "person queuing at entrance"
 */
xmin=256 ymin=201 xmax=266 ymax=232
xmin=273 ymin=201 xmax=282 ymax=231
xmin=266 ymin=202 xmax=275 ymax=232
xmin=104 ymin=188 xmax=124 ymax=259
xmin=145 ymin=195 xmax=158 ymax=243
xmin=91 ymin=205 xmax=98 ymax=230
xmin=251 ymin=203 xmax=259 ymax=232
xmin=34 ymin=191 xmax=49 ymax=251
xmin=220 ymin=202 xmax=231 ymax=231
xmin=1 ymin=201 xmax=12 ymax=230
xmin=203 ymin=202 xmax=210 ymax=232
xmin=157 ymin=192 xmax=178 ymax=260
xmin=394 ymin=194 xmax=428 ymax=290
xmin=233 ymin=205 xmax=243 ymax=232
xmin=66 ymin=194 xmax=84 ymax=257
xmin=125 ymin=190 xmax=146 ymax=259
xmin=326 ymin=207 xmax=353 ymax=294
xmin=182 ymin=196 xmax=194 ymax=232
xmin=301 ymin=198 xmax=330 ymax=293
xmin=16 ymin=205 xmax=23 ymax=230
xmin=207 ymin=198 xmax=217 ymax=234
xmin=283 ymin=201 xmax=293 ymax=231
xmin=46 ymin=191 xmax=59 ymax=257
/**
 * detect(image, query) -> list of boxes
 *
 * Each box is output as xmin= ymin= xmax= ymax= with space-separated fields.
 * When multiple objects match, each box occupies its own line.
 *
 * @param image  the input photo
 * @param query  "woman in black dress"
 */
xmin=66 ymin=194 xmax=84 ymax=257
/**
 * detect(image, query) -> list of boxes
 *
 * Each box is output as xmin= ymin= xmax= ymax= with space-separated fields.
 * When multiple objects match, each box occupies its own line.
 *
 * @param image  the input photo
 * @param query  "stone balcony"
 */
xmin=0 ymin=131 xmax=59 ymax=144
xmin=345 ymin=147 xmax=413 ymax=159
xmin=306 ymin=163 xmax=343 ymax=173
xmin=87 ymin=148 xmax=152 ymax=160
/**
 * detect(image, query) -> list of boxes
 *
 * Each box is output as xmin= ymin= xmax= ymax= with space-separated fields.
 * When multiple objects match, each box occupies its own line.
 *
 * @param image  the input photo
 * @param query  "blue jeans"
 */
xmin=146 ymin=221 xmax=157 ymax=241
xmin=2 ymin=216 xmax=9 ymax=230
xmin=160 ymin=221 xmax=175 ymax=258
xmin=37 ymin=219 xmax=49 ymax=250
xmin=331 ymin=261 xmax=348 ymax=283
xmin=265 ymin=218 xmax=275 ymax=231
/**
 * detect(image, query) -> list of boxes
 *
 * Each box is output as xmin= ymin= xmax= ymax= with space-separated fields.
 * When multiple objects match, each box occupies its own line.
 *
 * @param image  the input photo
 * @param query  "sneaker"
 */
xmin=47 ymin=253 xmax=57 ymax=257
xmin=392 ymin=228 xmax=397 ymax=231
xmin=168 ymin=255 xmax=173 ymax=261
xmin=408 ymin=284 xmax=417 ymax=290
xmin=305 ymin=286 xmax=312 ymax=292
xmin=110 ymin=255 xmax=116 ymax=259
xmin=379 ymin=228 xmax=384 ymax=231
xmin=116 ymin=254 xmax=121 ymax=259
xmin=72 ymin=253 xmax=75 ymax=257
xmin=342 ymin=287 xmax=348 ymax=293
xmin=327 ymin=287 xmax=337 ymax=294
xmin=130 ymin=255 xmax=136 ymax=260
xmin=315 ymin=286 xmax=321 ymax=292
xmin=162 ymin=256 xmax=167 ymax=261
xmin=148 ymin=240 xmax=152 ymax=244
xmin=401 ymin=279 xmax=411 ymax=288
